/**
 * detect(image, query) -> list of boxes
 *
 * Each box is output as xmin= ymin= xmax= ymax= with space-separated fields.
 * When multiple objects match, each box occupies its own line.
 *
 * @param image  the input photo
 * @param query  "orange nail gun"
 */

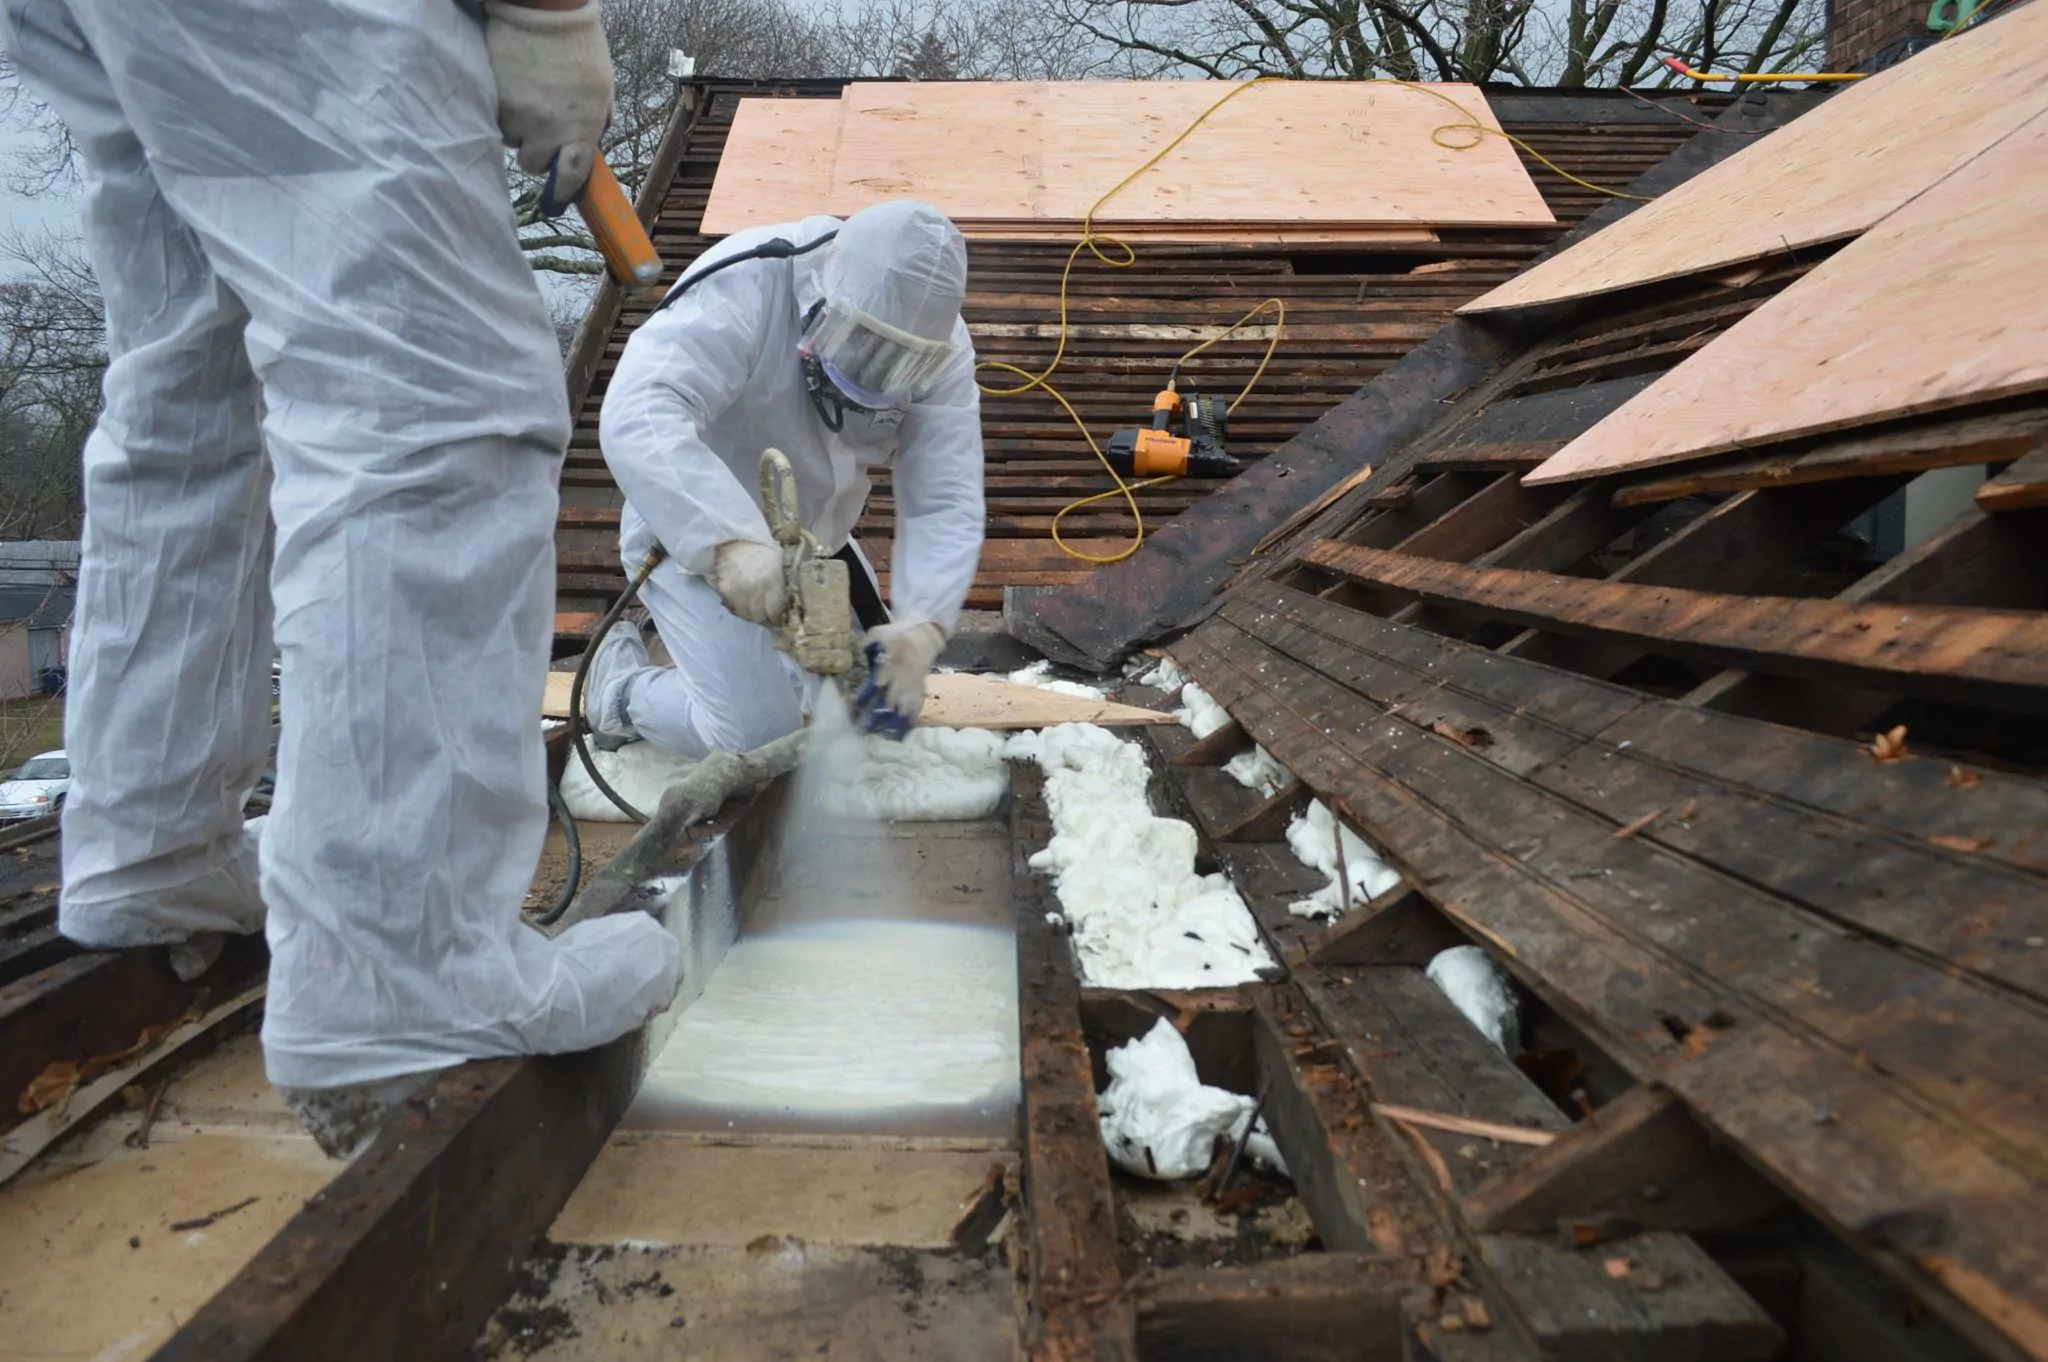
xmin=1106 ymin=387 xmax=1239 ymax=479
xmin=542 ymin=152 xmax=663 ymax=290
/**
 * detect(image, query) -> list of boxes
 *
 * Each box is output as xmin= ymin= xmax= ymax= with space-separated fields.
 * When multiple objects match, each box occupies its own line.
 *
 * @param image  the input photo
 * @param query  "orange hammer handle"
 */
xmin=579 ymin=155 xmax=663 ymax=288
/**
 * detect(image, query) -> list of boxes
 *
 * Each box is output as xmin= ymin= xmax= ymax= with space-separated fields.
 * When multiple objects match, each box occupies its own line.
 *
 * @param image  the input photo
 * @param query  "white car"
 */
xmin=0 ymin=750 xmax=69 ymax=823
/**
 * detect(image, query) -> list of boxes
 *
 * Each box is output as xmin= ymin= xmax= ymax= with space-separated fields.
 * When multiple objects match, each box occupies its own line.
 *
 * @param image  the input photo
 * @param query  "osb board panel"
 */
xmin=1463 ymin=0 xmax=2048 ymax=314
xmin=1525 ymin=111 xmax=2048 ymax=485
xmin=824 ymin=81 xmax=1556 ymax=226
xmin=699 ymin=96 xmax=841 ymax=236
xmin=541 ymin=668 xmax=1173 ymax=728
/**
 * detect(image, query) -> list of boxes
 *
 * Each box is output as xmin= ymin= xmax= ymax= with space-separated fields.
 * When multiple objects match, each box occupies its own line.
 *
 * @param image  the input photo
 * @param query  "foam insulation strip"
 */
xmin=1098 ymin=1018 xmax=1286 ymax=1180
xmin=1015 ymin=723 xmax=1275 ymax=989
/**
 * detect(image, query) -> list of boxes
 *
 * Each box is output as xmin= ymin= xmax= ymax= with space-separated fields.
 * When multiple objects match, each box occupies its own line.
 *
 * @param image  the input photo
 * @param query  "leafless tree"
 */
xmin=1051 ymin=0 xmax=1826 ymax=84
xmin=0 ymin=230 xmax=100 ymax=543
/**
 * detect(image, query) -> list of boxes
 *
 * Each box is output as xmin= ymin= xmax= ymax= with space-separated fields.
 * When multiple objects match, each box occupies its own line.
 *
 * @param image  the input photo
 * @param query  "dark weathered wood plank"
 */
xmin=1012 ymin=768 xmax=1139 ymax=1361
xmin=1307 ymin=888 xmax=1468 ymax=969
xmin=1174 ymin=618 xmax=2048 ymax=1362
xmin=1462 ymin=1084 xmax=1783 ymax=1236
xmin=1610 ymin=409 xmax=2048 ymax=506
xmin=1979 ymin=447 xmax=2048 ymax=512
xmin=1301 ymin=539 xmax=2048 ymax=715
xmin=1133 ymin=1254 xmax=1416 ymax=1362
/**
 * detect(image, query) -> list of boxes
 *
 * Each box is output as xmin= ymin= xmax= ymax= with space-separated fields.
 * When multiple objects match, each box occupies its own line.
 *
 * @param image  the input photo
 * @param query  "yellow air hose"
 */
xmin=979 ymin=77 xmax=1655 ymax=565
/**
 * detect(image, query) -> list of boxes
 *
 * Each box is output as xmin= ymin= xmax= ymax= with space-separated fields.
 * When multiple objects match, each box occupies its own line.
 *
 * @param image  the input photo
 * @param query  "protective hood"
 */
xmin=820 ymin=200 xmax=968 ymax=346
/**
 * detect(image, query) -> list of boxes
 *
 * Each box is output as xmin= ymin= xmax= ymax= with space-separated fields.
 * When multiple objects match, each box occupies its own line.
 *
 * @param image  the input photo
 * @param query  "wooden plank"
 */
xmin=1300 ymin=967 xmax=1568 ymax=1200
xmin=1610 ymin=409 xmax=2048 ymax=506
xmin=1231 ymin=586 xmax=2048 ymax=996
xmin=1979 ymin=446 xmax=2048 ymax=511
xmin=1300 ymin=539 xmax=2048 ymax=715
xmin=825 ymin=81 xmax=1554 ymax=227
xmin=1684 ymin=505 xmax=2048 ymax=727
xmin=1172 ymin=718 xmax=1251 ymax=766
xmin=1307 ymin=887 xmax=1467 ymax=968
xmin=1217 ymin=777 xmax=1311 ymax=844
xmin=539 ymin=669 xmax=1175 ymax=728
xmin=1525 ymin=112 xmax=2048 ymax=484
xmin=1461 ymin=1084 xmax=1784 ymax=1236
xmin=1132 ymin=1254 xmax=1415 ymax=1362
xmin=1176 ymin=615 xmax=2048 ymax=1361
xmin=0 ymin=936 xmax=267 ymax=1138
xmin=698 ymin=96 xmax=842 ymax=233
xmin=1011 ymin=769 xmax=1138 ymax=1361
xmin=1463 ymin=0 xmax=2048 ymax=315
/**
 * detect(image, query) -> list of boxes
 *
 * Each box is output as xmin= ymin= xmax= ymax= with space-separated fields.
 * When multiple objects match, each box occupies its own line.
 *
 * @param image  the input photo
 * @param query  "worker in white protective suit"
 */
xmin=1 ymin=0 xmax=681 ymax=1150
xmin=586 ymin=201 xmax=985 ymax=753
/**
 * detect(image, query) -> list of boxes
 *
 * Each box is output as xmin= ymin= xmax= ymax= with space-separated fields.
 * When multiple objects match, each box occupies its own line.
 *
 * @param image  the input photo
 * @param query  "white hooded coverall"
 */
xmin=593 ymin=207 xmax=986 ymax=757
xmin=2 ymin=0 xmax=681 ymax=1089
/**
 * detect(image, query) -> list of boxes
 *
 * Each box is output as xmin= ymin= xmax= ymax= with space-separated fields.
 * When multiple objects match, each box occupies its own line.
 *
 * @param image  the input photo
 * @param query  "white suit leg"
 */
xmin=619 ymin=568 xmax=812 ymax=760
xmin=3 ymin=0 xmax=270 ymax=949
xmin=13 ymin=0 xmax=680 ymax=1089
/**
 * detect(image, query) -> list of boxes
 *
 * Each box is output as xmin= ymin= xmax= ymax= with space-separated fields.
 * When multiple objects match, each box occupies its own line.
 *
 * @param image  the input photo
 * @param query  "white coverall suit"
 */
xmin=590 ymin=209 xmax=986 ymax=756
xmin=2 ymin=0 xmax=680 ymax=1089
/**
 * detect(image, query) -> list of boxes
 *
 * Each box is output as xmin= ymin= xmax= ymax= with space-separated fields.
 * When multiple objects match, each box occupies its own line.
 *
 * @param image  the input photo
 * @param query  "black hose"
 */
xmin=536 ymin=779 xmax=582 ymax=927
xmin=565 ymin=547 xmax=668 ymax=825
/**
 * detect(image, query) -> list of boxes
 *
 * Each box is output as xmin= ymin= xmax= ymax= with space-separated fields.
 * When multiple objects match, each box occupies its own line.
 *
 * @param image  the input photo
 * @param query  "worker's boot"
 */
xmin=586 ymin=618 xmax=650 ymax=751
xmin=278 ymin=1070 xmax=444 ymax=1160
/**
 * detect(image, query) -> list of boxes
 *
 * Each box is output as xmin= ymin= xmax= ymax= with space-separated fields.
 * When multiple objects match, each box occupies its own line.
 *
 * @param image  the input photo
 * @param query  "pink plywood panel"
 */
xmin=1463 ymin=0 xmax=2048 ymax=315
xmin=1523 ymin=112 xmax=2048 ymax=486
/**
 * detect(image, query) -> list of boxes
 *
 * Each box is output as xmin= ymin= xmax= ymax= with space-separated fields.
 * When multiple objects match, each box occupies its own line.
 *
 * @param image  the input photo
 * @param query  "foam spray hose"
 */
xmin=565 ymin=547 xmax=669 ymax=827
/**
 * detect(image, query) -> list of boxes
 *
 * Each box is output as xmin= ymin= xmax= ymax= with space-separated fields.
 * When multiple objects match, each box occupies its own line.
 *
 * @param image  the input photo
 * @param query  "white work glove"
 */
xmin=853 ymin=620 xmax=947 ymax=738
xmin=482 ymin=0 xmax=613 ymax=202
xmin=711 ymin=539 xmax=786 ymax=626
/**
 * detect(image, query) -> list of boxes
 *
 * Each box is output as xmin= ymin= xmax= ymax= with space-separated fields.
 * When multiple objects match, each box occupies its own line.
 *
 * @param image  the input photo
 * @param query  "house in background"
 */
xmin=0 ymin=541 xmax=77 ymax=701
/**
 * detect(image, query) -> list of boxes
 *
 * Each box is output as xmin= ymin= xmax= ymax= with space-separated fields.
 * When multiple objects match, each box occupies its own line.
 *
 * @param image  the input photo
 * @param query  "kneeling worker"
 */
xmin=588 ymin=200 xmax=986 ymax=752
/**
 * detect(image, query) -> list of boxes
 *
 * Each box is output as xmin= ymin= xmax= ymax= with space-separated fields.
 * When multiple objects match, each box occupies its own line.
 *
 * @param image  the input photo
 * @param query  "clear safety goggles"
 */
xmin=798 ymin=298 xmax=958 ymax=403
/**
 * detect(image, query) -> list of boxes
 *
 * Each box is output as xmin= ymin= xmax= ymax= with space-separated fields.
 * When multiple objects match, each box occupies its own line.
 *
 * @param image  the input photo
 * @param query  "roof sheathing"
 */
xmin=553 ymin=80 xmax=1739 ymax=635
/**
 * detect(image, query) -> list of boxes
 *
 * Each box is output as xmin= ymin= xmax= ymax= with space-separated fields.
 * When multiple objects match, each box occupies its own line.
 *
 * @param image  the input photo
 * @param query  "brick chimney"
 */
xmin=1827 ymin=0 xmax=1938 ymax=69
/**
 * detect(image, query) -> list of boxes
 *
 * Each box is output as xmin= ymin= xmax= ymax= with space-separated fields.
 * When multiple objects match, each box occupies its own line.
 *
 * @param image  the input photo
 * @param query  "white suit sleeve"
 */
xmin=599 ymin=270 xmax=775 ymax=575
xmin=888 ymin=339 xmax=986 ymax=635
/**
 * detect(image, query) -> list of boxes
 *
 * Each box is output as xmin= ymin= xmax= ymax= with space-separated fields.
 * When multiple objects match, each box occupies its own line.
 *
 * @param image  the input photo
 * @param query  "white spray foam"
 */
xmin=1283 ymin=799 xmax=1404 ymax=920
xmin=560 ymin=742 xmax=699 ymax=822
xmin=1426 ymin=945 xmax=1521 ymax=1055
xmin=1017 ymin=724 xmax=1274 ymax=989
xmin=1006 ymin=659 xmax=1111 ymax=699
xmin=630 ymin=918 xmax=1020 ymax=1119
xmin=1223 ymin=744 xmax=1290 ymax=797
xmin=1172 ymin=681 xmax=1233 ymax=739
xmin=1098 ymin=1019 xmax=1287 ymax=1180
xmin=806 ymin=722 xmax=1013 ymax=821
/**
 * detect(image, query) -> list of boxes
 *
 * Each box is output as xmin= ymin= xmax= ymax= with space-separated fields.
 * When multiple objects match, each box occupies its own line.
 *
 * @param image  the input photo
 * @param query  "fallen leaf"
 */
xmin=1870 ymin=725 xmax=1909 ymax=763
xmin=1947 ymin=766 xmax=1983 ymax=790
xmin=1681 ymin=1021 xmax=1728 ymax=1060
xmin=19 ymin=1061 xmax=78 ymax=1115
xmin=1604 ymin=1257 xmax=1634 ymax=1280
xmin=1927 ymin=834 xmax=1994 ymax=854
xmin=1678 ymin=799 xmax=1699 ymax=821
xmin=1612 ymin=808 xmax=1666 ymax=840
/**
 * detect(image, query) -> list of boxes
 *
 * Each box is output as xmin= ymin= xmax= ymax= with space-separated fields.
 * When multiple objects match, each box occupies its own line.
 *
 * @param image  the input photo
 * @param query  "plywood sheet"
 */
xmin=824 ymin=81 xmax=1553 ymax=227
xmin=699 ymin=96 xmax=843 ymax=235
xmin=1463 ymin=0 xmax=2048 ymax=314
xmin=1523 ymin=111 xmax=2048 ymax=486
xmin=919 ymin=672 xmax=1175 ymax=728
xmin=545 ymin=669 xmax=1173 ymax=728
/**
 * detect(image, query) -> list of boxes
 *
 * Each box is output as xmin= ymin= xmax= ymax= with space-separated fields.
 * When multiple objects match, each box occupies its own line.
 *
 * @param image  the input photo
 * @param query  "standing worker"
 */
xmin=1 ymin=0 xmax=681 ymax=1151
xmin=586 ymin=201 xmax=985 ymax=754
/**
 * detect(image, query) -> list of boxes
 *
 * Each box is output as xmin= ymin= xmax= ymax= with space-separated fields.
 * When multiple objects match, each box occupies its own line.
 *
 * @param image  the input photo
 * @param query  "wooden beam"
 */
xmin=1011 ymin=769 xmax=1138 ymax=1361
xmin=0 ymin=935 xmax=267 ymax=1140
xmin=1462 ymin=1084 xmax=1783 ymax=1236
xmin=1132 ymin=1254 xmax=1417 ymax=1362
xmin=1685 ymin=506 xmax=2048 ymax=727
xmin=1300 ymin=539 xmax=2048 ymax=715
xmin=1307 ymin=887 xmax=1468 ymax=968
xmin=1216 ymin=777 xmax=1311 ymax=843
xmin=1979 ymin=446 xmax=2048 ymax=512
xmin=1172 ymin=719 xmax=1251 ymax=767
xmin=1610 ymin=410 xmax=2048 ymax=507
